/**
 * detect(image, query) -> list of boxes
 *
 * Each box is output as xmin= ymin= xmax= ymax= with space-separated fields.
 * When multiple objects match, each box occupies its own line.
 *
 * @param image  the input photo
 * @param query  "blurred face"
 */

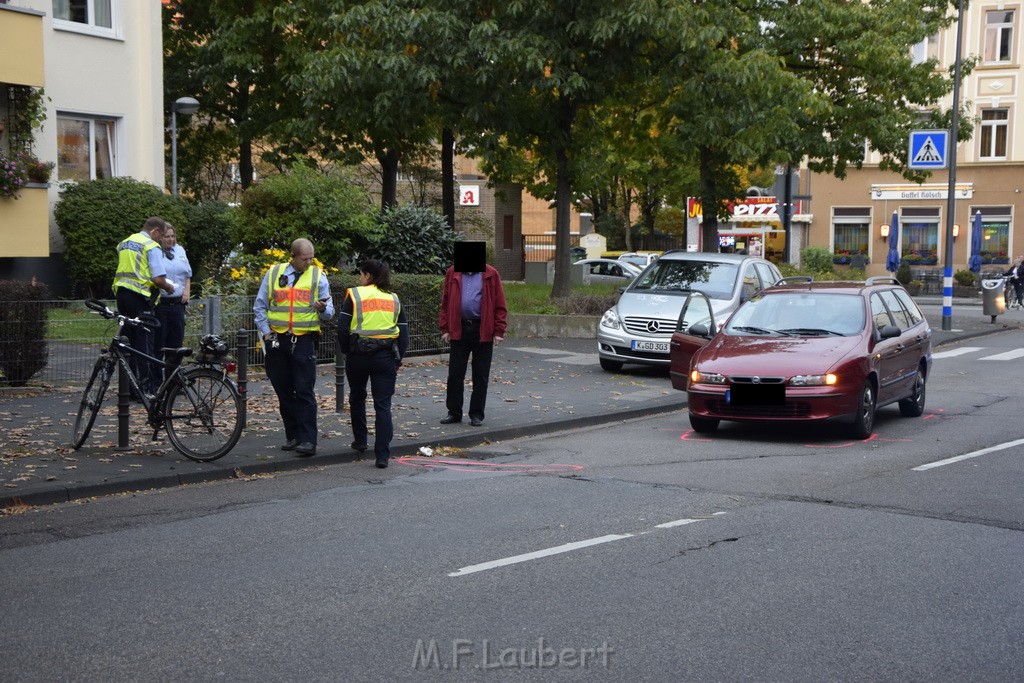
xmin=290 ymin=245 xmax=314 ymax=273
xmin=161 ymin=228 xmax=177 ymax=250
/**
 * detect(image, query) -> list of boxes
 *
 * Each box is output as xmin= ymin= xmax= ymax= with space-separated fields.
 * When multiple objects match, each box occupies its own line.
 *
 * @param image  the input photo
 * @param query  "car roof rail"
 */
xmin=866 ymin=276 xmax=900 ymax=286
xmin=775 ymin=276 xmax=814 ymax=285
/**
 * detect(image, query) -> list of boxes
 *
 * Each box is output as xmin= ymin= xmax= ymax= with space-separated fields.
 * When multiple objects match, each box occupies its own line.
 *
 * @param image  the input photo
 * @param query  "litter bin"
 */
xmin=981 ymin=277 xmax=1006 ymax=323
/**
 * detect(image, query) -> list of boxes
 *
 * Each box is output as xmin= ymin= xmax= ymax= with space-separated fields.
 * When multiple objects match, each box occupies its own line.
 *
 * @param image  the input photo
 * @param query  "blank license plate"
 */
xmin=726 ymin=384 xmax=785 ymax=406
xmin=632 ymin=340 xmax=669 ymax=352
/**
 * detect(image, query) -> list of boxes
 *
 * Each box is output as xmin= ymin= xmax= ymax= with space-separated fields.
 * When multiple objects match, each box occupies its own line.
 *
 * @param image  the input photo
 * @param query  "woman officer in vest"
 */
xmin=337 ymin=259 xmax=409 ymax=468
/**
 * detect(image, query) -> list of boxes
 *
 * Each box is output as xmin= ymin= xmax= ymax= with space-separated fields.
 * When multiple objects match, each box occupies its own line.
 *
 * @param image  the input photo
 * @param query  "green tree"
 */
xmin=55 ymin=178 xmax=187 ymax=297
xmin=360 ymin=204 xmax=459 ymax=275
xmin=229 ymin=164 xmax=378 ymax=268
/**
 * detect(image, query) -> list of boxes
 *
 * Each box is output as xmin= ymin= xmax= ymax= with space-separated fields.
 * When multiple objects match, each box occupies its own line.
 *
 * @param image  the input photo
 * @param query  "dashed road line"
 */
xmin=912 ymin=437 xmax=1024 ymax=471
xmin=931 ymin=347 xmax=984 ymax=359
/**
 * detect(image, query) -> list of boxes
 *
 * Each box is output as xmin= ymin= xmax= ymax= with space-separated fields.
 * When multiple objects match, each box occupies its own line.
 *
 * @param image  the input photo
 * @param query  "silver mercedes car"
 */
xmin=597 ymin=252 xmax=782 ymax=371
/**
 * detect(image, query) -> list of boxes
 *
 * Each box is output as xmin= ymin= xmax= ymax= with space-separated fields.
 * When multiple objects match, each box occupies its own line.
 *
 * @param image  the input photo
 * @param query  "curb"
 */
xmin=1 ymin=399 xmax=686 ymax=509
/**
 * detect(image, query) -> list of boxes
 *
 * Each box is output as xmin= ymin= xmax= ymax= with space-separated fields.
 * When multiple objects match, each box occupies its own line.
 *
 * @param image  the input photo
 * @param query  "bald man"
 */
xmin=253 ymin=239 xmax=334 ymax=456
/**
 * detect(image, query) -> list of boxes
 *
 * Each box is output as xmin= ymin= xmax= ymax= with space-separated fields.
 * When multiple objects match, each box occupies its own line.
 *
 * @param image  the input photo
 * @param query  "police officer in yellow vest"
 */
xmin=253 ymin=238 xmax=335 ymax=457
xmin=112 ymin=216 xmax=176 ymax=396
xmin=337 ymin=260 xmax=408 ymax=468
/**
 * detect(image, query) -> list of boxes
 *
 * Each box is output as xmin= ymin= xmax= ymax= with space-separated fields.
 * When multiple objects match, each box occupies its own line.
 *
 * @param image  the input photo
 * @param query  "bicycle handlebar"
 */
xmin=84 ymin=298 xmax=162 ymax=330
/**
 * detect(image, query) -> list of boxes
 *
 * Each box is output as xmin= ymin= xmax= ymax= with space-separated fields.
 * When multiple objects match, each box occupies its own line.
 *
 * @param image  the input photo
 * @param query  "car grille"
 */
xmin=708 ymin=400 xmax=811 ymax=418
xmin=727 ymin=376 xmax=786 ymax=384
xmin=622 ymin=316 xmax=676 ymax=336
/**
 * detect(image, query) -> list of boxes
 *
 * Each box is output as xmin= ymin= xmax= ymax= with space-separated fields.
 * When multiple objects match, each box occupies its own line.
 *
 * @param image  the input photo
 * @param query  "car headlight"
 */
xmin=789 ymin=374 xmax=838 ymax=387
xmin=600 ymin=309 xmax=621 ymax=330
xmin=690 ymin=370 xmax=726 ymax=384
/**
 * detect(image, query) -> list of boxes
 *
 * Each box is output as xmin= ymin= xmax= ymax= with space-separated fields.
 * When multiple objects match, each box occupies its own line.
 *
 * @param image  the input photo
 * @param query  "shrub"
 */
xmin=895 ymin=261 xmax=913 ymax=286
xmin=230 ymin=164 xmax=377 ymax=269
xmin=330 ymin=271 xmax=446 ymax=354
xmin=55 ymin=178 xmax=187 ymax=297
xmin=953 ymin=269 xmax=976 ymax=287
xmin=0 ymin=279 xmax=50 ymax=386
xmin=179 ymin=201 xmax=233 ymax=296
xmin=800 ymin=246 xmax=835 ymax=274
xmin=360 ymin=204 xmax=459 ymax=275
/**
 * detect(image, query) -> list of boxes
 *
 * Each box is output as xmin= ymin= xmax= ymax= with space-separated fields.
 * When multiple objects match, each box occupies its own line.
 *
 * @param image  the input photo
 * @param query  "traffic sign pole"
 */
xmin=942 ymin=0 xmax=966 ymax=332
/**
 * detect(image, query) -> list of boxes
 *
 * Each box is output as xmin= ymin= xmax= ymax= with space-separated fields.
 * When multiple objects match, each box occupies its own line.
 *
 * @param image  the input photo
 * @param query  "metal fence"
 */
xmin=0 ymin=296 xmax=448 ymax=387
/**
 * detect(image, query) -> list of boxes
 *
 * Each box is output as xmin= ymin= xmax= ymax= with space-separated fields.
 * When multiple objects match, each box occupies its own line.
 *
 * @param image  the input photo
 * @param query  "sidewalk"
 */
xmin=1 ymin=301 xmax=1020 ymax=509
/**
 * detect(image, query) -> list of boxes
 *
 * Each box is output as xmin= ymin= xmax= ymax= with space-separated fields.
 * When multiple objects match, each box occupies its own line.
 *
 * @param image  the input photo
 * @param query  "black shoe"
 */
xmin=281 ymin=438 xmax=300 ymax=451
xmin=351 ymin=441 xmax=368 ymax=452
xmin=375 ymin=459 xmax=389 ymax=469
xmin=440 ymin=415 xmax=462 ymax=424
xmin=295 ymin=442 xmax=316 ymax=457
xmin=470 ymin=417 xmax=483 ymax=427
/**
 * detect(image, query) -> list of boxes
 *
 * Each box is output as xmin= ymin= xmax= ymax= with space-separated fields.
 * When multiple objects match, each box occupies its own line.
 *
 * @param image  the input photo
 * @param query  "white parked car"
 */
xmin=573 ymin=258 xmax=643 ymax=285
xmin=618 ymin=252 xmax=661 ymax=268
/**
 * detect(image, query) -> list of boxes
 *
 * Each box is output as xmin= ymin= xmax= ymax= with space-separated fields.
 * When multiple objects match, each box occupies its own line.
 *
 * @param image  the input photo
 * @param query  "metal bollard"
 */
xmin=117 ymin=363 xmax=131 ymax=450
xmin=236 ymin=328 xmax=248 ymax=429
xmin=335 ymin=336 xmax=346 ymax=414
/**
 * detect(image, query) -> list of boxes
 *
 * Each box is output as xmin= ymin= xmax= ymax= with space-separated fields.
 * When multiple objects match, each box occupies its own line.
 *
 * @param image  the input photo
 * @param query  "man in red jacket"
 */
xmin=438 ymin=243 xmax=508 ymax=427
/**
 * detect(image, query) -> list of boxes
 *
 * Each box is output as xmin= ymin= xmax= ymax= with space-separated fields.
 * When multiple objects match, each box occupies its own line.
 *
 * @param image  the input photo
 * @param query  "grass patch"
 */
xmin=47 ymin=302 xmax=118 ymax=341
xmin=504 ymin=282 xmax=621 ymax=315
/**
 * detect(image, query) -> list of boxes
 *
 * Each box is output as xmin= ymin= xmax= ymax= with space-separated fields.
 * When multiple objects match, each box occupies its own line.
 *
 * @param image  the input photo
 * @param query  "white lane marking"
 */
xmin=448 ymin=534 xmax=633 ymax=577
xmin=912 ymin=437 xmax=1024 ymax=471
xmin=511 ymin=347 xmax=598 ymax=365
xmin=449 ymin=514 xmax=724 ymax=577
xmin=931 ymin=347 xmax=983 ymax=359
xmin=655 ymin=518 xmax=701 ymax=528
xmin=979 ymin=348 xmax=1024 ymax=361
xmin=515 ymin=347 xmax=577 ymax=356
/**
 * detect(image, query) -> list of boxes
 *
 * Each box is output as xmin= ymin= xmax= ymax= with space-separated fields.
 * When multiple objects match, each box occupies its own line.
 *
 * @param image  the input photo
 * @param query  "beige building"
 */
xmin=809 ymin=3 xmax=1023 ymax=279
xmin=0 ymin=0 xmax=164 ymax=293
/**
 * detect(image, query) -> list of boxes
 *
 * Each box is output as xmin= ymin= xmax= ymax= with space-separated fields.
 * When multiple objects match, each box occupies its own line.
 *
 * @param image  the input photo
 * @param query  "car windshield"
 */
xmin=726 ymin=292 xmax=866 ymax=336
xmin=630 ymin=260 xmax=738 ymax=298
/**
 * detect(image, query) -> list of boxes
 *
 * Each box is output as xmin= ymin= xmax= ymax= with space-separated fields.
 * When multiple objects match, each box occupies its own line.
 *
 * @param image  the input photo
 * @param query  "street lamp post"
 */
xmin=170 ymin=96 xmax=200 ymax=197
xmin=941 ymin=0 xmax=965 ymax=331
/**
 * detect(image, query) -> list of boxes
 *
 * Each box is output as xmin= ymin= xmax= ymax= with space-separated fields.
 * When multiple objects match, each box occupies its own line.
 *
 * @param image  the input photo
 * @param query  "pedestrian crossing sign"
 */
xmin=908 ymin=129 xmax=949 ymax=169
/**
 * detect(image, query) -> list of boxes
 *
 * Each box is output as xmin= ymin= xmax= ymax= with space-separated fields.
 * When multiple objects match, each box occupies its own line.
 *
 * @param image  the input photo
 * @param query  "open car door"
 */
xmin=669 ymin=291 xmax=716 ymax=391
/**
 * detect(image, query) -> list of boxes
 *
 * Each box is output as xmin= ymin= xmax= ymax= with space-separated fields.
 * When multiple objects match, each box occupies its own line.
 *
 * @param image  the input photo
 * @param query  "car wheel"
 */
xmin=600 ymin=358 xmax=624 ymax=372
xmin=849 ymin=380 xmax=876 ymax=439
xmin=689 ymin=414 xmax=719 ymax=433
xmin=898 ymin=367 xmax=927 ymax=417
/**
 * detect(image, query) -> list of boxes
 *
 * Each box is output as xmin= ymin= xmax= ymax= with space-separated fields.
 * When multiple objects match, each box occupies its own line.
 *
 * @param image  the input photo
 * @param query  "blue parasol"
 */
xmin=885 ymin=210 xmax=900 ymax=272
xmin=968 ymin=210 xmax=983 ymax=273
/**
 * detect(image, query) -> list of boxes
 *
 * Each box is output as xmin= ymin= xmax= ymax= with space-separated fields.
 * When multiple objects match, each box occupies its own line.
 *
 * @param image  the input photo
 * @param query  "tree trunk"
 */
xmin=551 ymin=143 xmax=573 ymax=299
xmin=699 ymin=146 xmax=719 ymax=253
xmin=378 ymin=148 xmax=400 ymax=211
xmin=441 ymin=128 xmax=455 ymax=230
xmin=237 ymin=86 xmax=254 ymax=189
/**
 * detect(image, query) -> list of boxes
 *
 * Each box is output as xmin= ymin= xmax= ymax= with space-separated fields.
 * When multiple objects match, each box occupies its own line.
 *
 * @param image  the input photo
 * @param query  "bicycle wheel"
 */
xmin=164 ymin=367 xmax=243 ymax=462
xmin=72 ymin=354 xmax=114 ymax=449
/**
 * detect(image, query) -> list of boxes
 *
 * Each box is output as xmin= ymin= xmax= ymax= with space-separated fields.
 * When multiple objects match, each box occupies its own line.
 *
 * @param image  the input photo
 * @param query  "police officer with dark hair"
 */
xmin=338 ymin=259 xmax=408 ymax=469
xmin=253 ymin=238 xmax=334 ymax=457
xmin=112 ymin=216 xmax=175 ymax=396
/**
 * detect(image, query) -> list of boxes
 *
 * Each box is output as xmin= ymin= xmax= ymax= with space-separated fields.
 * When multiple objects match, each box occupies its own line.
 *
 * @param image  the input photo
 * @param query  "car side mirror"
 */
xmin=688 ymin=323 xmax=711 ymax=338
xmin=879 ymin=324 xmax=901 ymax=339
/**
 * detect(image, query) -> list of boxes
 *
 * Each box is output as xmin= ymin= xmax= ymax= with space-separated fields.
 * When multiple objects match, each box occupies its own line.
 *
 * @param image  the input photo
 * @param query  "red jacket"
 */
xmin=439 ymin=265 xmax=508 ymax=342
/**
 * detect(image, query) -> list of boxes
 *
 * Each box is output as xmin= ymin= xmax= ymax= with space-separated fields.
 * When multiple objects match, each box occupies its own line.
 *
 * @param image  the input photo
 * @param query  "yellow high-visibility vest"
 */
xmin=267 ymin=264 xmax=323 ymax=335
xmin=112 ymin=233 xmax=160 ymax=296
xmin=348 ymin=285 xmax=400 ymax=338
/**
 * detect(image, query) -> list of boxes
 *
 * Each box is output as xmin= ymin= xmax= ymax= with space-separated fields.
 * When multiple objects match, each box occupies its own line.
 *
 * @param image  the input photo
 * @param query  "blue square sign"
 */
xmin=909 ymin=129 xmax=949 ymax=169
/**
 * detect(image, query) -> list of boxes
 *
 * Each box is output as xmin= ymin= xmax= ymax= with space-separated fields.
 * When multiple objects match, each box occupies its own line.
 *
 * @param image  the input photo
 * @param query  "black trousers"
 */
xmin=154 ymin=301 xmax=186 ymax=381
xmin=265 ymin=333 xmax=319 ymax=445
xmin=346 ymin=350 xmax=398 ymax=461
xmin=446 ymin=321 xmax=493 ymax=421
xmin=115 ymin=287 xmax=159 ymax=394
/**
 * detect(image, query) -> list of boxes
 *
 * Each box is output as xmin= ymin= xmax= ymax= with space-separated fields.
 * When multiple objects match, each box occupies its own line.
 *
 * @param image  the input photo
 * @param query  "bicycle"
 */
xmin=1005 ymin=277 xmax=1022 ymax=310
xmin=71 ymin=299 xmax=243 ymax=462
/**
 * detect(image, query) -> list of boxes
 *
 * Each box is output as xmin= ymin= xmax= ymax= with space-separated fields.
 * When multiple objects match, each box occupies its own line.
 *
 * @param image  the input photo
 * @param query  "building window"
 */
xmin=53 ymin=0 xmax=119 ymax=38
xmin=901 ymin=207 xmax=939 ymax=266
xmin=979 ymin=108 xmax=1009 ymax=159
xmin=57 ymin=115 xmax=117 ymax=182
xmin=983 ymin=9 xmax=1015 ymax=63
xmin=911 ymin=32 xmax=939 ymax=65
xmin=976 ymin=206 xmax=1012 ymax=264
xmin=831 ymin=207 xmax=870 ymax=265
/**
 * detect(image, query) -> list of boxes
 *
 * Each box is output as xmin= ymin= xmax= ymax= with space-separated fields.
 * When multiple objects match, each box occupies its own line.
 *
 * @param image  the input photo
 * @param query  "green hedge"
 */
xmin=0 ymin=279 xmax=50 ymax=386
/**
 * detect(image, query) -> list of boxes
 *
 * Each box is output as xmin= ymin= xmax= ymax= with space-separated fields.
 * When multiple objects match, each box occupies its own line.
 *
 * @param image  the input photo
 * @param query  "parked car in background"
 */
xmin=669 ymin=276 xmax=932 ymax=439
xmin=598 ymin=252 xmax=782 ymax=371
xmin=573 ymin=258 xmax=643 ymax=286
xmin=617 ymin=252 xmax=661 ymax=268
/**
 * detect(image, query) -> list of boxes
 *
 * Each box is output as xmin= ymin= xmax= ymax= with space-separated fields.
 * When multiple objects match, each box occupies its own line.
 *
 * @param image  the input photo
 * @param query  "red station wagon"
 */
xmin=669 ymin=277 xmax=933 ymax=439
